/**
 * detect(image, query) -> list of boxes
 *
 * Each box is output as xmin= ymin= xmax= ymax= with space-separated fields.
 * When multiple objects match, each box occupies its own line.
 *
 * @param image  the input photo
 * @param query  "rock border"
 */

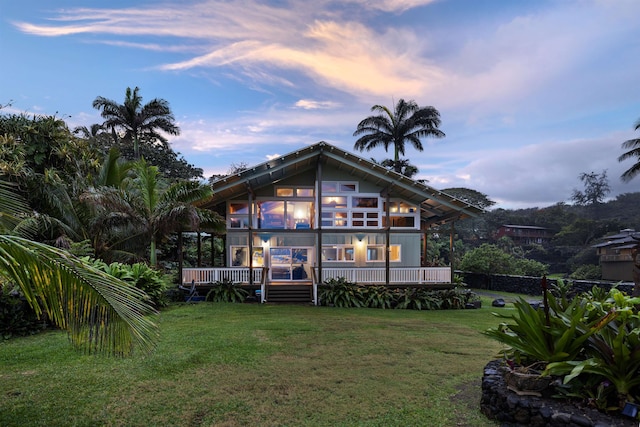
xmin=480 ymin=360 xmax=637 ymax=427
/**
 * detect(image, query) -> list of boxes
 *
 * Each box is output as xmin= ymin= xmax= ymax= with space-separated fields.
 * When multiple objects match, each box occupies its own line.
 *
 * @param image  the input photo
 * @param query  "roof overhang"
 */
xmin=205 ymin=142 xmax=484 ymax=225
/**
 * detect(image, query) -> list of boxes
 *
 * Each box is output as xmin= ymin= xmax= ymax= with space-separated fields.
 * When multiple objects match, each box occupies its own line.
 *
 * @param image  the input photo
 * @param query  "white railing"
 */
xmin=317 ymin=267 xmax=451 ymax=284
xmin=183 ymin=267 xmax=451 ymax=286
xmin=182 ymin=267 xmax=264 ymax=284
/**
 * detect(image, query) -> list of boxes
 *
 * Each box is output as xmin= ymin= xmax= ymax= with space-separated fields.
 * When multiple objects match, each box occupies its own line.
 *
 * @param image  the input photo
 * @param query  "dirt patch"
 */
xmin=450 ymin=378 xmax=494 ymax=427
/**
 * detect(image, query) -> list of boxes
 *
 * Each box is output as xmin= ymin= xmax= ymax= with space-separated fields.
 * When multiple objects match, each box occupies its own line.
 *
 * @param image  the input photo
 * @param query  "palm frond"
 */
xmin=0 ymin=235 xmax=158 ymax=356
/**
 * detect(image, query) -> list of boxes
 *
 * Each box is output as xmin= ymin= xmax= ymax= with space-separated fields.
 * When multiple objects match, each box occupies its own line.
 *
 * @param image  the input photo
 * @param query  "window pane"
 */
xmin=276 ymin=188 xmax=294 ymax=197
xmin=288 ymin=201 xmax=312 ymax=229
xmin=352 ymin=197 xmax=378 ymax=208
xmin=367 ymin=246 xmax=384 ymax=261
xmin=229 ymin=203 xmax=248 ymax=214
xmin=389 ymin=245 xmax=401 ymax=262
xmin=322 ymin=247 xmax=338 ymax=261
xmin=322 ymin=196 xmax=347 ymax=208
xmin=340 ymin=183 xmax=357 ymax=192
xmin=322 ymin=182 xmax=337 ymax=193
xmin=259 ymin=201 xmax=285 ymax=228
xmin=344 ymin=247 xmax=355 ymax=261
xmin=296 ymin=188 xmax=314 ymax=197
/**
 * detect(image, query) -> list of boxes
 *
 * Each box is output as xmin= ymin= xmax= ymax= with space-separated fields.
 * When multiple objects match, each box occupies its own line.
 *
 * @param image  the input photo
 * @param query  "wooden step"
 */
xmin=265 ymin=285 xmax=313 ymax=303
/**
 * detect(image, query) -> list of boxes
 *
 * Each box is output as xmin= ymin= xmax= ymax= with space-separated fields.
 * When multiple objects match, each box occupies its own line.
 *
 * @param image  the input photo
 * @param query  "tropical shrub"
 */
xmin=459 ymin=243 xmax=548 ymax=276
xmin=319 ymin=277 xmax=362 ymax=308
xmin=544 ymin=288 xmax=640 ymax=410
xmin=318 ymin=278 xmax=479 ymax=311
xmin=359 ymin=285 xmax=394 ymax=309
xmin=205 ymin=278 xmax=248 ymax=303
xmin=569 ymin=264 xmax=601 ymax=280
xmin=82 ymin=258 xmax=170 ymax=307
xmin=486 ymin=284 xmax=640 ymax=414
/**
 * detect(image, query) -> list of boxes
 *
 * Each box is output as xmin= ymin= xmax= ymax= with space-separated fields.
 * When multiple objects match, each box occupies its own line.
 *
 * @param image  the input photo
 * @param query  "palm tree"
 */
xmin=92 ymin=87 xmax=180 ymax=160
xmin=125 ymin=159 xmax=225 ymax=266
xmin=353 ymin=99 xmax=445 ymax=173
xmin=619 ymin=118 xmax=640 ymax=182
xmin=0 ymin=180 xmax=158 ymax=356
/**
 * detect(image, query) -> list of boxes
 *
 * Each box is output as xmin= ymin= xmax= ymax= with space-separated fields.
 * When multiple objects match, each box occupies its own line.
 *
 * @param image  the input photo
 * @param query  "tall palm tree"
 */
xmin=619 ymin=118 xmax=640 ymax=182
xmin=92 ymin=87 xmax=180 ymax=160
xmin=353 ymin=99 xmax=445 ymax=174
xmin=0 ymin=180 xmax=158 ymax=356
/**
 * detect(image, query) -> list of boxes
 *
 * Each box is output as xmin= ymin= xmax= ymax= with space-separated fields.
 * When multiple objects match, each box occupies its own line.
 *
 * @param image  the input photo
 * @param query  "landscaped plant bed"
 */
xmin=481 ymin=359 xmax=637 ymax=427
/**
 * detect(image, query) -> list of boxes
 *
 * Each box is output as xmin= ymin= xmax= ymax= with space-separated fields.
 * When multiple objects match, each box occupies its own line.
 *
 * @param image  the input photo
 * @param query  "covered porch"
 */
xmin=181 ymin=266 xmax=452 ymax=304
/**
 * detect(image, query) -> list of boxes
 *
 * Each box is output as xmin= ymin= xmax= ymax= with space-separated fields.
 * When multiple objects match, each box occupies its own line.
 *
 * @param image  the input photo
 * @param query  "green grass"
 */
xmin=0 ymin=297 xmax=510 ymax=427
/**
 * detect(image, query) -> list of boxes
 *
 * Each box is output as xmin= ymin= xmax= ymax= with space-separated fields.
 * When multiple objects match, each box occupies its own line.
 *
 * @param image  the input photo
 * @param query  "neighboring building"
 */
xmin=592 ymin=229 xmax=640 ymax=282
xmin=181 ymin=141 xmax=483 ymax=303
xmin=495 ymin=225 xmax=552 ymax=245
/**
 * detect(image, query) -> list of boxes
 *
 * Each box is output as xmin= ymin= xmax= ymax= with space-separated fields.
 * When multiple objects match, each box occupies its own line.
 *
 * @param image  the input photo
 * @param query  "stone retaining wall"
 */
xmin=458 ymin=272 xmax=634 ymax=296
xmin=481 ymin=360 xmax=636 ymax=427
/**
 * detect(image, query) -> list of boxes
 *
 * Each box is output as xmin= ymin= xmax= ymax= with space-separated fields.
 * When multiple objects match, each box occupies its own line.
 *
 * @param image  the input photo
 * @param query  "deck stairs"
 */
xmin=265 ymin=283 xmax=313 ymax=303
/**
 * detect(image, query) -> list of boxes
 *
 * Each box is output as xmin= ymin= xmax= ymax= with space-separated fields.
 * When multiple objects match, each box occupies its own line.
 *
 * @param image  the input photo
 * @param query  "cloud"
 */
xmin=294 ymin=100 xmax=340 ymax=110
xmin=426 ymin=130 xmax=637 ymax=209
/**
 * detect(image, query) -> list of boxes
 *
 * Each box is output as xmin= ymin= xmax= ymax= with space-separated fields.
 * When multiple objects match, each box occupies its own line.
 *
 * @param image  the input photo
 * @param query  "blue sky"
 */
xmin=1 ymin=0 xmax=639 ymax=209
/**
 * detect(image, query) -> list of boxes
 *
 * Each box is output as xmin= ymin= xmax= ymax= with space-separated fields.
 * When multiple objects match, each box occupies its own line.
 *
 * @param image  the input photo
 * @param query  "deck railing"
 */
xmin=182 ymin=266 xmax=450 ymax=285
xmin=182 ymin=267 xmax=266 ymax=285
xmin=317 ymin=267 xmax=451 ymax=284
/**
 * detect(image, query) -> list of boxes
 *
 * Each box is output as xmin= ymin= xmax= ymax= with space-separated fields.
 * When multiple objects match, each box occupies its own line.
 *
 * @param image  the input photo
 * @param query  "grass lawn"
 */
xmin=0 ymin=294 xmax=511 ymax=426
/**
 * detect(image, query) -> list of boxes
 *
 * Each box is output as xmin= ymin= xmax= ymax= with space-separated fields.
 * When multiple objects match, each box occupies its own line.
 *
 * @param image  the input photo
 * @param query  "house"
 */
xmin=592 ymin=229 xmax=640 ymax=281
xmin=495 ymin=225 xmax=552 ymax=245
xmin=180 ymin=141 xmax=484 ymax=303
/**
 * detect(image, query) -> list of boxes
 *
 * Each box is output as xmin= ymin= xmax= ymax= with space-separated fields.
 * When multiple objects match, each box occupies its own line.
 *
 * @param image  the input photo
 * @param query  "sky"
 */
xmin=1 ymin=0 xmax=640 ymax=210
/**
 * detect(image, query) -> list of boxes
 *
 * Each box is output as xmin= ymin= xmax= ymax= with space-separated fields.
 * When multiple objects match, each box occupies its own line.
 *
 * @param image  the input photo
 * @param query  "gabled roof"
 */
xmin=205 ymin=141 xmax=484 ymax=225
xmin=592 ymin=229 xmax=640 ymax=249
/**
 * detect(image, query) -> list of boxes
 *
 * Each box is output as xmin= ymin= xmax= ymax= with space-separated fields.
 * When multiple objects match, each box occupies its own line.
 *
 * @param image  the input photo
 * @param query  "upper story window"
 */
xmin=276 ymin=186 xmax=314 ymax=198
xmin=322 ymin=181 xmax=357 ymax=193
xmin=383 ymin=200 xmax=419 ymax=229
xmin=229 ymin=202 xmax=250 ymax=229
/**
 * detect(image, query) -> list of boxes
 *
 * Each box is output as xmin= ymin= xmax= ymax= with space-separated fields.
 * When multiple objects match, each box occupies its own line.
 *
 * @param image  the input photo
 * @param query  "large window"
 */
xmin=258 ymin=200 xmax=313 ymax=229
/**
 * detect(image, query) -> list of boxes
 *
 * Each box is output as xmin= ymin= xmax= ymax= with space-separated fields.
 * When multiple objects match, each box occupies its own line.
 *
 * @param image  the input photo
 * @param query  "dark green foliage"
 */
xmin=0 ymin=286 xmax=47 ymax=339
xmin=486 ymin=285 xmax=640 ymax=413
xmin=459 ymin=243 xmax=549 ymax=276
xmin=360 ymin=285 xmax=395 ymax=309
xmin=319 ymin=277 xmax=363 ymax=308
xmin=319 ymin=278 xmax=479 ymax=311
xmin=83 ymin=258 xmax=170 ymax=307
xmin=569 ymin=264 xmax=601 ymax=280
xmin=205 ymin=278 xmax=249 ymax=303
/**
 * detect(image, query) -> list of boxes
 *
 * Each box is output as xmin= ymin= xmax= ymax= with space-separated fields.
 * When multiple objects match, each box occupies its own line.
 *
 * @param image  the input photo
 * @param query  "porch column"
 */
xmin=450 ymin=221 xmax=455 ymax=277
xmin=316 ymin=154 xmax=323 ymax=285
xmin=385 ymin=191 xmax=390 ymax=286
xmin=247 ymin=185 xmax=254 ymax=286
xmin=197 ymin=231 xmax=202 ymax=267
xmin=178 ymin=231 xmax=183 ymax=284
xmin=210 ymin=233 xmax=215 ymax=266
